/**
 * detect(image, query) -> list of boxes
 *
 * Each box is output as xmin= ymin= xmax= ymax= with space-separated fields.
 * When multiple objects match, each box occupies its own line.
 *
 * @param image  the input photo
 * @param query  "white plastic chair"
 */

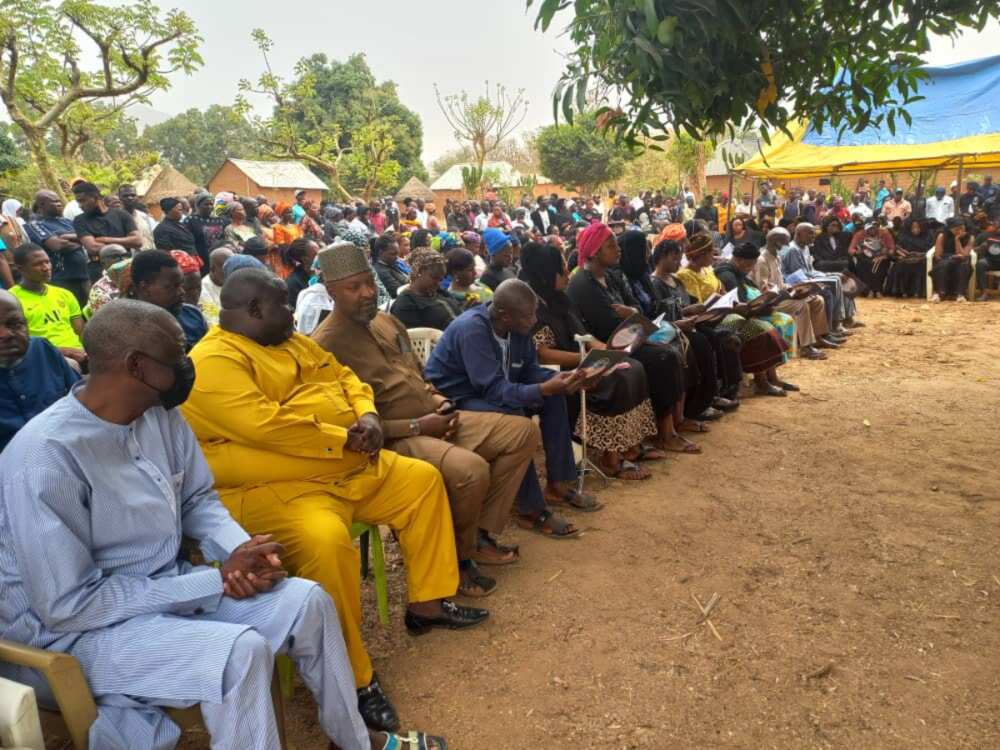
xmin=925 ymin=248 xmax=977 ymax=300
xmin=0 ymin=676 xmax=44 ymax=750
xmin=407 ymin=327 xmax=442 ymax=367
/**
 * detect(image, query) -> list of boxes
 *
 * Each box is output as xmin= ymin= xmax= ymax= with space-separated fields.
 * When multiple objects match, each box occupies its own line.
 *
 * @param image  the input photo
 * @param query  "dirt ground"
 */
xmin=184 ymin=298 xmax=1000 ymax=749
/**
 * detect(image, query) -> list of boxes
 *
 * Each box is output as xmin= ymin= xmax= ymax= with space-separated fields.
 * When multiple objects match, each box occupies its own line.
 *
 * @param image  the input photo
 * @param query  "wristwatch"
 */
xmin=409 ymin=418 xmax=421 ymax=436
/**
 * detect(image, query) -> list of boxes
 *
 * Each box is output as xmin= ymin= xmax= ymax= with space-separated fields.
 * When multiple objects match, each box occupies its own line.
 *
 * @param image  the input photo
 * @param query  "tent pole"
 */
xmin=956 ymin=155 xmax=966 ymax=196
xmin=749 ymin=179 xmax=756 ymax=218
xmin=727 ymin=172 xmax=735 ymax=211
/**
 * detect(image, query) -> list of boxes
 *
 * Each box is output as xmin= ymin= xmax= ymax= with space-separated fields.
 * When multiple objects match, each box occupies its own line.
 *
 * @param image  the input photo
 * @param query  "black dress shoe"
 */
xmin=405 ymin=600 xmax=489 ymax=635
xmin=712 ymin=396 xmax=740 ymax=412
xmin=357 ymin=673 xmax=400 ymax=732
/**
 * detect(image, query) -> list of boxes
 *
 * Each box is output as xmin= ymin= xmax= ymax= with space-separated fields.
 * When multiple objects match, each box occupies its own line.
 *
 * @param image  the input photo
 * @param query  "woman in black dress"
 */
xmin=566 ymin=223 xmax=700 ymax=454
xmin=812 ymin=215 xmax=853 ymax=273
xmin=389 ymin=248 xmax=463 ymax=330
xmin=886 ymin=219 xmax=932 ymax=298
xmin=520 ymin=242 xmax=660 ymax=479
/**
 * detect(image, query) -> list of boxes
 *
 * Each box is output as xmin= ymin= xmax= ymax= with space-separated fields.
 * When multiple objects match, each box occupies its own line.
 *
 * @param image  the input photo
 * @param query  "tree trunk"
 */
xmin=694 ymin=142 xmax=707 ymax=200
xmin=25 ymin=129 xmax=66 ymax=202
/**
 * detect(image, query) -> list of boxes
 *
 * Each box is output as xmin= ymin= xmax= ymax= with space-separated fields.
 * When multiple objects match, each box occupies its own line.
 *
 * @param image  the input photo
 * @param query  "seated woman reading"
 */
xmin=886 ymin=219 xmax=932 ymax=298
xmin=566 ymin=222 xmax=700 ymax=454
xmin=520 ymin=241 xmax=660 ymax=480
xmin=677 ymin=233 xmax=793 ymax=397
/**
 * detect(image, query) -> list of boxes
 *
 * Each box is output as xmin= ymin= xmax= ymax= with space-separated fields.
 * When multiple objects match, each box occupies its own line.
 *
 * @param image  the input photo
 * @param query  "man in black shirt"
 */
xmin=694 ymin=195 xmax=719 ymax=227
xmin=153 ymin=198 xmax=198 ymax=255
xmin=71 ymin=181 xmax=141 ymax=282
xmin=479 ymin=229 xmax=517 ymax=291
xmin=24 ymin=190 xmax=91 ymax=305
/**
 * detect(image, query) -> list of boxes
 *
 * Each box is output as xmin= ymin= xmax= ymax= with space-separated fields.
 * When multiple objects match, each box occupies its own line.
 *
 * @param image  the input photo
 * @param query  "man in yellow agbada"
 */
xmin=182 ymin=266 xmax=488 ymax=733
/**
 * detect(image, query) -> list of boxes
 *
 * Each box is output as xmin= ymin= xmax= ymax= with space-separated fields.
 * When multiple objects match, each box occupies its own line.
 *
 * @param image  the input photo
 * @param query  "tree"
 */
xmin=435 ymin=83 xmax=529 ymax=174
xmin=430 ymin=136 xmax=538 ymax=181
xmin=0 ymin=0 xmax=202 ymax=198
xmin=535 ymin=113 xmax=631 ymax=195
xmin=530 ymin=1 xmax=1000 ymax=145
xmin=341 ymin=121 xmax=401 ymax=201
xmin=0 ymin=126 xmax=26 ymax=177
xmin=143 ymin=105 xmax=260 ymax=184
xmin=294 ymin=53 xmax=427 ymax=187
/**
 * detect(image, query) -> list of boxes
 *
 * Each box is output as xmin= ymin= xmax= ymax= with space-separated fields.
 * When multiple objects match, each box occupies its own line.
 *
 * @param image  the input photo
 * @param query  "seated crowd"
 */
xmin=0 ymin=174 xmax=995 ymax=749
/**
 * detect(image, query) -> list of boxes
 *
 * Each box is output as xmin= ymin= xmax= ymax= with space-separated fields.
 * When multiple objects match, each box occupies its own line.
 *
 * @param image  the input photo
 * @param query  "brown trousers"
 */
xmin=388 ymin=410 xmax=540 ymax=559
xmin=775 ymin=295 xmax=829 ymax=349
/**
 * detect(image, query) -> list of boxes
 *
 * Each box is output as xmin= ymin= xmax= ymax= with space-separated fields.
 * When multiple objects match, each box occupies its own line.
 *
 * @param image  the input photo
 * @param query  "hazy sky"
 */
xmin=132 ymin=2 xmax=1000 ymax=164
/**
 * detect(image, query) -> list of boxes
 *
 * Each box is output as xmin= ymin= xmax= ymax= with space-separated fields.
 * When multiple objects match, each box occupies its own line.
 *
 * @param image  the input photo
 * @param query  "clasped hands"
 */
xmin=346 ymin=412 xmax=384 ymax=461
xmin=220 ymin=534 xmax=287 ymax=599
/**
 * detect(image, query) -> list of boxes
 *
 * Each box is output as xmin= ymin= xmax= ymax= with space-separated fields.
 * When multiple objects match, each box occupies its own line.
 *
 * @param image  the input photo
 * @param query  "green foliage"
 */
xmin=461 ymin=165 xmax=485 ymax=198
xmin=0 ymin=128 xmax=25 ymax=177
xmin=143 ymin=105 xmax=260 ymax=184
xmin=535 ymin=112 xmax=631 ymax=194
xmin=77 ymin=151 xmax=161 ymax=193
xmin=529 ymin=0 xmax=1000 ymax=146
xmin=0 ymin=0 xmax=202 ymax=196
xmin=341 ymin=120 xmax=401 ymax=200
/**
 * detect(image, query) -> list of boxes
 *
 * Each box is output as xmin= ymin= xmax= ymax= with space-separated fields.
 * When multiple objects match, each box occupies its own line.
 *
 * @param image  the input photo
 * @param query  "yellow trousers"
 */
xmin=210 ymin=445 xmax=459 ymax=688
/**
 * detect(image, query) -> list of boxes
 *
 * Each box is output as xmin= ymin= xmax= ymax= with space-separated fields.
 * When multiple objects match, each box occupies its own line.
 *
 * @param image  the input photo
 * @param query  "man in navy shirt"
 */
xmin=130 ymin=250 xmax=208 ymax=351
xmin=425 ymin=279 xmax=600 ymax=539
xmin=24 ymin=189 xmax=91 ymax=306
xmin=0 ymin=290 xmax=80 ymax=451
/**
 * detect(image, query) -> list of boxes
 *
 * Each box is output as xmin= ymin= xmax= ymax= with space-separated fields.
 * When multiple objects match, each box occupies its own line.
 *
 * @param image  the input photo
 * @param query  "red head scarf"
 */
xmin=576 ymin=222 xmax=613 ymax=266
xmin=170 ymin=250 xmax=204 ymax=275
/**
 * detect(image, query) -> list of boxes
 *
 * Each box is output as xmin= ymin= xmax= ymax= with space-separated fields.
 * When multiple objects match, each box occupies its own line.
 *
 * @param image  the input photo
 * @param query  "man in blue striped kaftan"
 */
xmin=0 ymin=299 xmax=370 ymax=750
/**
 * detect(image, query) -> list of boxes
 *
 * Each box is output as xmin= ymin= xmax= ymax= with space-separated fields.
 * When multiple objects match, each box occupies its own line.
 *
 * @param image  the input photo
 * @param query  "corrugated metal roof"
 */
xmin=226 ymin=158 xmax=328 ymax=190
xmin=429 ymin=161 xmax=550 ymax=191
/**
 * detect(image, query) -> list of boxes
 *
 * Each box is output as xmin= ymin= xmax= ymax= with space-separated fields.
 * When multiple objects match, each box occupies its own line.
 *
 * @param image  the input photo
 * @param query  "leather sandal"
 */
xmin=549 ymin=488 xmax=603 ymax=512
xmin=375 ymin=730 xmax=448 ymax=750
xmin=516 ymin=510 xmax=580 ymax=538
xmin=458 ymin=562 xmax=497 ymax=598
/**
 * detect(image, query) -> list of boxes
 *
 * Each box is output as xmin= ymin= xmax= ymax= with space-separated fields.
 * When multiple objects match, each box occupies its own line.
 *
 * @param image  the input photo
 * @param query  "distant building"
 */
xmin=429 ymin=161 xmax=561 ymax=204
xmin=207 ymin=158 xmax=327 ymax=206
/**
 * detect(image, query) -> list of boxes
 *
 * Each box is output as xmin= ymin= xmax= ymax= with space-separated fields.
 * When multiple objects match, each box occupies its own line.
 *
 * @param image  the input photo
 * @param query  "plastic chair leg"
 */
xmin=359 ymin=529 xmax=370 ymax=580
xmin=276 ymin=654 xmax=295 ymax=701
xmin=370 ymin=530 xmax=390 ymax=626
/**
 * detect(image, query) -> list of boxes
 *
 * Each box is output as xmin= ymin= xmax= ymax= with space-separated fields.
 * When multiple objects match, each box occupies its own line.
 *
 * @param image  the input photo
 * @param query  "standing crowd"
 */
xmin=0 ymin=169 xmax=993 ymax=749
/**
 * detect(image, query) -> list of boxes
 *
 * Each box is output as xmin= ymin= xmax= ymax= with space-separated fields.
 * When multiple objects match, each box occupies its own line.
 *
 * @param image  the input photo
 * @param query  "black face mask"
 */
xmin=139 ymin=353 xmax=196 ymax=410
xmin=159 ymin=356 xmax=196 ymax=410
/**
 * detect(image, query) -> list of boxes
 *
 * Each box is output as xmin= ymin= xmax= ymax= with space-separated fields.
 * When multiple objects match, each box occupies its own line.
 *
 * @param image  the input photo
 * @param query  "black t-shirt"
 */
xmin=72 ymin=207 xmax=137 ymax=243
xmin=480 ymin=265 xmax=516 ymax=292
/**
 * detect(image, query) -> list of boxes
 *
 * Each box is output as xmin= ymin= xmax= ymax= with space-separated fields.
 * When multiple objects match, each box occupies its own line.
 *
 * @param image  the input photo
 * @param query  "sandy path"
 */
xmin=188 ymin=298 xmax=1000 ymax=749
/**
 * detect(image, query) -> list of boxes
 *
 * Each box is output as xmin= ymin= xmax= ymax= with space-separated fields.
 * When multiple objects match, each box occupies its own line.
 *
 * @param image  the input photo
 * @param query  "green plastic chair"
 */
xmin=277 ymin=522 xmax=388 ymax=699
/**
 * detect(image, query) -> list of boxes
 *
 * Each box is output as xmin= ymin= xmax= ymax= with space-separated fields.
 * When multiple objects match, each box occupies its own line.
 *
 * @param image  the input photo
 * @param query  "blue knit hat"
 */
xmin=483 ymin=228 xmax=512 ymax=256
xmin=223 ymin=254 xmax=267 ymax=279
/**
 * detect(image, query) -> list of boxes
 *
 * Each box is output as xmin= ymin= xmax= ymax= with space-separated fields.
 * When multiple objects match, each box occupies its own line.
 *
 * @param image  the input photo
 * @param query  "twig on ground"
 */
xmin=805 ymin=662 xmax=834 ymax=680
xmin=792 ymin=536 xmax=812 ymax=545
xmin=904 ymin=675 xmax=927 ymax=684
xmin=546 ymin=569 xmax=563 ymax=584
xmin=930 ymin=614 xmax=961 ymax=620
xmin=660 ymin=632 xmax=694 ymax=642
xmin=692 ymin=593 xmax=723 ymax=641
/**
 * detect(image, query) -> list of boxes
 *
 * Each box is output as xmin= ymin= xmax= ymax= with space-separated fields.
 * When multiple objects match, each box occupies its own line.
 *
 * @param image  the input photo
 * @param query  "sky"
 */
xmin=127 ymin=2 xmax=1000 ymax=165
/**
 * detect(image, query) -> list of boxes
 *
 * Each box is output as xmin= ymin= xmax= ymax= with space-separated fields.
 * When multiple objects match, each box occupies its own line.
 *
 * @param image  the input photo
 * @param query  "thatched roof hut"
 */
xmin=136 ymin=164 xmax=201 ymax=217
xmin=394 ymin=176 xmax=435 ymax=203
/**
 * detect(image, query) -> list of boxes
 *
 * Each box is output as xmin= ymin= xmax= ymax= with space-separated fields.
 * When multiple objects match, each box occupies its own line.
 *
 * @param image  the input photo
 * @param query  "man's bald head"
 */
xmin=83 ymin=299 xmax=182 ymax=374
xmin=0 ymin=289 xmax=28 ymax=366
xmin=219 ymin=268 xmax=294 ymax=347
xmin=32 ymin=189 xmax=63 ymax=217
xmin=208 ymin=246 xmax=234 ymax=286
xmin=492 ymin=278 xmax=537 ymax=316
xmin=490 ymin=279 xmax=538 ymax=337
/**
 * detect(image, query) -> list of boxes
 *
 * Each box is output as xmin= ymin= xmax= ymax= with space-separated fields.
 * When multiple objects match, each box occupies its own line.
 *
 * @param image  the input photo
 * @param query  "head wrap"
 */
xmin=794 ymin=222 xmax=815 ymax=234
xmin=656 ymin=223 xmax=687 ymax=245
xmin=275 ymin=201 xmax=292 ymax=219
xmin=242 ymin=236 xmax=268 ymax=258
xmin=864 ymin=220 xmax=878 ymax=231
xmin=223 ymin=254 xmax=266 ymax=279
xmin=194 ymin=192 xmax=214 ymax=208
xmin=732 ymin=243 xmax=760 ymax=261
xmin=159 ymin=197 xmax=181 ymax=214
xmin=225 ymin=200 xmax=243 ymax=217
xmin=461 ymin=231 xmax=481 ymax=246
xmin=339 ymin=226 xmax=370 ymax=250
xmin=483 ymin=228 xmax=512 ymax=256
xmin=215 ymin=191 xmax=235 ymax=205
xmin=2 ymin=198 xmax=22 ymax=217
xmin=409 ymin=248 xmax=447 ymax=277
xmin=685 ymin=233 xmax=714 ymax=259
xmin=170 ymin=250 xmax=203 ymax=275
xmin=576 ymin=222 xmax=613 ymax=266
xmin=318 ymin=240 xmax=371 ymax=282
xmin=107 ymin=258 xmax=133 ymax=295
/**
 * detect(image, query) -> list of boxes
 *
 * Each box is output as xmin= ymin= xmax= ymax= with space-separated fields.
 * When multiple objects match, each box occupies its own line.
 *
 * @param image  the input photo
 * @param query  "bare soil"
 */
xmin=189 ymin=298 xmax=1000 ymax=749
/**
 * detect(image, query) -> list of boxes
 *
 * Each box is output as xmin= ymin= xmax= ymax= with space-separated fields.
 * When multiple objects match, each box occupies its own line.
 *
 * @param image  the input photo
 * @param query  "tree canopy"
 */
xmin=0 ymin=0 xmax=202 ymax=198
xmin=143 ymin=105 xmax=260 ymax=184
xmin=530 ymin=0 xmax=1000 ymax=146
xmin=435 ymin=83 xmax=529 ymax=175
xmin=535 ymin=113 xmax=631 ymax=195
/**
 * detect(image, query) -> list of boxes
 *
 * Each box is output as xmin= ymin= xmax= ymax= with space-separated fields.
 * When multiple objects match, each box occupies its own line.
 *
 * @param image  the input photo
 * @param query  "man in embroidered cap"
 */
xmin=312 ymin=240 xmax=541 ymax=595
xmin=183 ymin=264 xmax=487 ymax=734
xmin=479 ymin=228 xmax=516 ymax=291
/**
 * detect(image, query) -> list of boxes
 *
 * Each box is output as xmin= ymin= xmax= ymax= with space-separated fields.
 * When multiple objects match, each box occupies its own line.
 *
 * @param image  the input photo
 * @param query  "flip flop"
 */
xmin=599 ymin=458 xmax=651 ymax=481
xmin=678 ymin=420 xmax=710 ymax=434
xmin=659 ymin=435 xmax=702 ymax=454
xmin=515 ymin=510 xmax=580 ymax=539
xmin=549 ymin=488 xmax=604 ymax=512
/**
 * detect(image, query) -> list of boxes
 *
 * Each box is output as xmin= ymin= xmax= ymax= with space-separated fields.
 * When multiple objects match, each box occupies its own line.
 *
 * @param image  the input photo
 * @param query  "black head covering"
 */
xmin=617 ymin=230 xmax=650 ymax=281
xmin=159 ymin=197 xmax=181 ymax=213
xmin=518 ymin=241 xmax=584 ymax=350
xmin=732 ymin=242 xmax=760 ymax=260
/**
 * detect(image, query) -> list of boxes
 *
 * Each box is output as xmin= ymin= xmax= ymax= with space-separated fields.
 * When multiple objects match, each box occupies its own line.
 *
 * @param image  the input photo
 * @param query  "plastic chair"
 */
xmin=0 ymin=676 xmax=43 ymax=749
xmin=407 ymin=327 xmax=442 ymax=367
xmin=0 ymin=639 xmax=287 ymax=750
xmin=925 ymin=248 xmax=977 ymax=300
xmin=277 ymin=522 xmax=389 ymax=700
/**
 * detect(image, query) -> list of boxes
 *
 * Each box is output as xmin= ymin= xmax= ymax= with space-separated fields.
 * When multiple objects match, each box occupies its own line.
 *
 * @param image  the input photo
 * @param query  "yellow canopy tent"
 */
xmin=735 ymin=55 xmax=1000 ymax=179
